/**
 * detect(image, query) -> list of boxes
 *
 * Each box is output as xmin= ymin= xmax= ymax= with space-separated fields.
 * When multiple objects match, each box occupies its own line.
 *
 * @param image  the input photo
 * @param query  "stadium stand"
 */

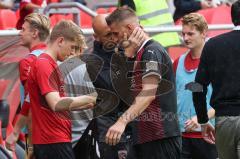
xmin=0 ymin=9 xmax=17 ymax=30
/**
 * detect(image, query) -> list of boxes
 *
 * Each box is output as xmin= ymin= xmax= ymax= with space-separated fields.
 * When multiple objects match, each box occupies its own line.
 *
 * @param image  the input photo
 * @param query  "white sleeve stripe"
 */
xmin=24 ymin=94 xmax=30 ymax=103
xmin=142 ymin=72 xmax=161 ymax=79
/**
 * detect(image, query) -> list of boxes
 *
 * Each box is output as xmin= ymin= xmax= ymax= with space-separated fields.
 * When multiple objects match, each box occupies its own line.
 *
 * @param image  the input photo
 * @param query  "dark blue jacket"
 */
xmin=174 ymin=0 xmax=201 ymax=21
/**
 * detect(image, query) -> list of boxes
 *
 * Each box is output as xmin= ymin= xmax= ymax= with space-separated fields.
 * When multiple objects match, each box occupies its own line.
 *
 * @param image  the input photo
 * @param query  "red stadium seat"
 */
xmin=15 ymin=9 xmax=20 ymax=21
xmin=0 ymin=9 xmax=17 ymax=30
xmin=108 ymin=7 xmax=116 ymax=13
xmin=50 ymin=10 xmax=92 ymax=28
xmin=80 ymin=10 xmax=92 ymax=28
xmin=168 ymin=46 xmax=188 ymax=62
xmin=96 ymin=8 xmax=107 ymax=14
xmin=50 ymin=14 xmax=73 ymax=27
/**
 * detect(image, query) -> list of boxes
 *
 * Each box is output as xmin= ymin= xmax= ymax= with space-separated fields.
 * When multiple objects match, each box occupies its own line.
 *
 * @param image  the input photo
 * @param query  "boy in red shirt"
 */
xmin=6 ymin=13 xmax=50 ymax=158
xmin=28 ymin=20 xmax=96 ymax=159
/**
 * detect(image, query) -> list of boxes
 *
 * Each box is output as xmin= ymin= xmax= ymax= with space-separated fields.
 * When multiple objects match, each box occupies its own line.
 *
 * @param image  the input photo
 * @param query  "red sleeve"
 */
xmin=19 ymin=55 xmax=36 ymax=85
xmin=173 ymin=57 xmax=180 ymax=75
xmin=35 ymin=59 xmax=59 ymax=95
xmin=20 ymin=101 xmax=30 ymax=116
xmin=19 ymin=58 xmax=29 ymax=85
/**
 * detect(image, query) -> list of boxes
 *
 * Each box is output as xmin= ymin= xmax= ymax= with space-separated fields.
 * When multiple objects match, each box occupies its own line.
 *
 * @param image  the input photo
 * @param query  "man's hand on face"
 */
xmin=128 ymin=27 xmax=145 ymax=48
xmin=123 ymin=27 xmax=145 ymax=58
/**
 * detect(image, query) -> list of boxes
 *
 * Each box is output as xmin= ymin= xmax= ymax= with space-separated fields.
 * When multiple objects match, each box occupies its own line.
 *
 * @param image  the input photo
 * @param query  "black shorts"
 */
xmin=34 ymin=142 xmax=75 ymax=159
xmin=181 ymin=137 xmax=218 ymax=159
xmin=98 ymin=141 xmax=135 ymax=159
xmin=134 ymin=136 xmax=181 ymax=159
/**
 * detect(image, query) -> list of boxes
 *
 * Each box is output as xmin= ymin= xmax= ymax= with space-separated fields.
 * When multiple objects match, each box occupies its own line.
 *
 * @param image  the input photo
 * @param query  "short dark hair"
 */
xmin=231 ymin=0 xmax=240 ymax=26
xmin=106 ymin=7 xmax=137 ymax=26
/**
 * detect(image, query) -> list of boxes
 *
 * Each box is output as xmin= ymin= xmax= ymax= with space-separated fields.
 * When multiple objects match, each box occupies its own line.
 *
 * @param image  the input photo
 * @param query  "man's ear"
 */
xmin=126 ymin=24 xmax=135 ymax=31
xmin=32 ymin=28 xmax=39 ymax=39
xmin=202 ymin=30 xmax=207 ymax=39
xmin=57 ymin=37 xmax=64 ymax=47
xmin=79 ymin=47 xmax=83 ymax=54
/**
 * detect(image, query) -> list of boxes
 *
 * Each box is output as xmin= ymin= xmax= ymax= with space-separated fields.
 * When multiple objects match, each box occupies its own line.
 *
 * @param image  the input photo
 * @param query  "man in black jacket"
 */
xmin=90 ymin=14 xmax=139 ymax=159
xmin=173 ymin=0 xmax=213 ymax=21
xmin=193 ymin=1 xmax=240 ymax=158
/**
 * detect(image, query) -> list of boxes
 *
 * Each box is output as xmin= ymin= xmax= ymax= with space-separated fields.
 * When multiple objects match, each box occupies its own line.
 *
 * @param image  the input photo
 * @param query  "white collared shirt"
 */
xmin=136 ymin=38 xmax=152 ymax=54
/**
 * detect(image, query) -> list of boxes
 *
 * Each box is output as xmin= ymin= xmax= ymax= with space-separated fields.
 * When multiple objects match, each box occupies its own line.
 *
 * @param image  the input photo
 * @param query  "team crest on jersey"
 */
xmin=118 ymin=150 xmax=127 ymax=159
xmin=146 ymin=61 xmax=158 ymax=71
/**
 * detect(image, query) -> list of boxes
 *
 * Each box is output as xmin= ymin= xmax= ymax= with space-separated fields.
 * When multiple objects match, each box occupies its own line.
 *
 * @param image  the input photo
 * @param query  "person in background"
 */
xmin=0 ymin=0 xmax=13 ymax=9
xmin=16 ymin=0 xmax=54 ymax=29
xmin=193 ymin=1 xmax=240 ymax=158
xmin=88 ymin=14 xmax=138 ymax=159
xmin=173 ymin=13 xmax=217 ymax=159
xmin=173 ymin=0 xmax=214 ymax=22
xmin=27 ymin=20 xmax=96 ymax=159
xmin=58 ymin=34 xmax=96 ymax=158
xmin=6 ymin=13 xmax=50 ymax=159
xmin=119 ymin=0 xmax=181 ymax=48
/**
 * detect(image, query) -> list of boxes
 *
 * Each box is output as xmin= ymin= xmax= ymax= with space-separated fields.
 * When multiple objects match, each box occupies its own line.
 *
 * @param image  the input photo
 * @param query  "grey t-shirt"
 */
xmin=59 ymin=56 xmax=95 ymax=147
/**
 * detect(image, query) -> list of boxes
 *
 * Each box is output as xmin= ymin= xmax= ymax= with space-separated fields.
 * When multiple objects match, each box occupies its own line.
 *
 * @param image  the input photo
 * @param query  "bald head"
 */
xmin=92 ymin=14 xmax=109 ymax=36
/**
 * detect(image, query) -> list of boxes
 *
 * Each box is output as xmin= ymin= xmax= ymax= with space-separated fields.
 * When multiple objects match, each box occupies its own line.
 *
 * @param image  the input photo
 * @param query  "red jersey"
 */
xmin=19 ymin=43 xmax=46 ymax=116
xmin=173 ymin=51 xmax=200 ymax=74
xmin=28 ymin=53 xmax=71 ymax=144
xmin=134 ymin=40 xmax=180 ymax=144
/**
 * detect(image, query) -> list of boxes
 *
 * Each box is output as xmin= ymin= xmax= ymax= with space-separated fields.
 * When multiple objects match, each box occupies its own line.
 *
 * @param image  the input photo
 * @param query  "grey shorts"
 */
xmin=215 ymin=116 xmax=240 ymax=159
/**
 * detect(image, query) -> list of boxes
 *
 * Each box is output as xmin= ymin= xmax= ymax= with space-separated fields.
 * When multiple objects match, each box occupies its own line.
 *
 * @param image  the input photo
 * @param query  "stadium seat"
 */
xmin=108 ymin=7 xmax=116 ymax=13
xmin=168 ymin=46 xmax=188 ymax=62
xmin=0 ymin=9 xmax=17 ymax=30
xmin=50 ymin=14 xmax=73 ymax=27
xmin=96 ymin=8 xmax=107 ymax=14
xmin=80 ymin=10 xmax=92 ymax=28
xmin=15 ymin=9 xmax=20 ymax=21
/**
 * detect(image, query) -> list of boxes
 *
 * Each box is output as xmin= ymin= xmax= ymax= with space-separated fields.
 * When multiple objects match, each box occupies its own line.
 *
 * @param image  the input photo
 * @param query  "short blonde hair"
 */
xmin=182 ymin=13 xmax=208 ymax=33
xmin=76 ymin=32 xmax=87 ymax=50
xmin=24 ymin=13 xmax=50 ymax=41
xmin=50 ymin=20 xmax=87 ymax=50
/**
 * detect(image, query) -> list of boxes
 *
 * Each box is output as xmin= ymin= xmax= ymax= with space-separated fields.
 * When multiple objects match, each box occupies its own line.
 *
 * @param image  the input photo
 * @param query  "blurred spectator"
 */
xmin=76 ymin=0 xmax=86 ymax=5
xmin=16 ymin=0 xmax=49 ymax=29
xmin=119 ymin=0 xmax=181 ymax=48
xmin=173 ymin=0 xmax=214 ymax=22
xmin=193 ymin=1 xmax=240 ymax=158
xmin=173 ymin=13 xmax=217 ymax=159
xmin=0 ymin=0 xmax=13 ymax=9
